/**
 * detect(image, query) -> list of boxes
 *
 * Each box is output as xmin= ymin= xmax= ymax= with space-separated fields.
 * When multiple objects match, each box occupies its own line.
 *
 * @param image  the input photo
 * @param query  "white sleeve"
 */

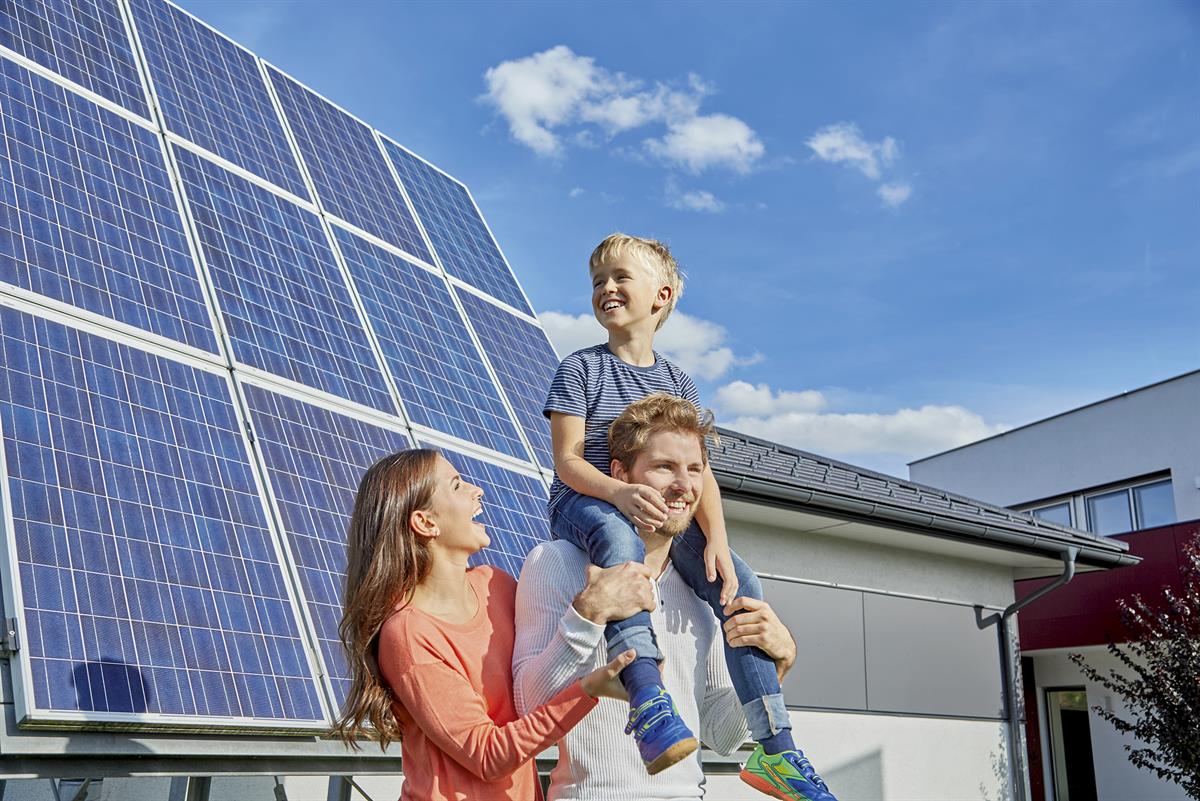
xmin=699 ymin=625 xmax=750 ymax=756
xmin=512 ymin=544 xmax=605 ymax=715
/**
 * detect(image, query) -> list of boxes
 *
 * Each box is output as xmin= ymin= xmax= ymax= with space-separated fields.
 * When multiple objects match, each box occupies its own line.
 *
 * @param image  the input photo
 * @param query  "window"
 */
xmin=1133 ymin=480 xmax=1175 ymax=528
xmin=1031 ymin=502 xmax=1072 ymax=527
xmin=1085 ymin=478 xmax=1176 ymax=536
xmin=1086 ymin=489 xmax=1133 ymax=536
xmin=1018 ymin=476 xmax=1176 ymax=537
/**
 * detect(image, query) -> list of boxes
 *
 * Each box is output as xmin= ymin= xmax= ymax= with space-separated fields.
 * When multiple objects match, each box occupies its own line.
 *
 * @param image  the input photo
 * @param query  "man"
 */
xmin=514 ymin=394 xmax=829 ymax=800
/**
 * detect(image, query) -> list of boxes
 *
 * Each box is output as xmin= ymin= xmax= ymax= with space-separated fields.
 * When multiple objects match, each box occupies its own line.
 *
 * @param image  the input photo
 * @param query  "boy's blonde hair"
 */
xmin=609 ymin=393 xmax=716 ymax=472
xmin=590 ymin=233 xmax=684 ymax=330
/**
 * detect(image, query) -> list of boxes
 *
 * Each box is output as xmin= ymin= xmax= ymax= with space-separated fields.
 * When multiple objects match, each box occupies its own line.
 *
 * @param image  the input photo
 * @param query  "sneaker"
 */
xmin=623 ymin=687 xmax=699 ymax=775
xmin=739 ymin=744 xmax=839 ymax=801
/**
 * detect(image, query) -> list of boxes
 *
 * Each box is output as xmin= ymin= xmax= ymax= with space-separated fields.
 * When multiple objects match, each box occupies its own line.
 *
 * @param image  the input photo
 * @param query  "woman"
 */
xmin=334 ymin=449 xmax=632 ymax=801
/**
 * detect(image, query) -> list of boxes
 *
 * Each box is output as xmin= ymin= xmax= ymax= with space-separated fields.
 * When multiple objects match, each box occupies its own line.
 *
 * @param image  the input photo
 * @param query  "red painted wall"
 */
xmin=1015 ymin=520 xmax=1199 ymax=651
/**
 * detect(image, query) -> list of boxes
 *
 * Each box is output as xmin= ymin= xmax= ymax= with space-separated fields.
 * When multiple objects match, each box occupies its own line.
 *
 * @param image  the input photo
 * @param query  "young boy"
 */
xmin=542 ymin=233 xmax=837 ymax=800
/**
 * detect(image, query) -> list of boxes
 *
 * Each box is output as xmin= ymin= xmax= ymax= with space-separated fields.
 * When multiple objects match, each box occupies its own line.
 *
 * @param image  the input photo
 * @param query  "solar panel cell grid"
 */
xmin=0 ymin=0 xmax=149 ymax=117
xmin=0 ymin=307 xmax=324 ymax=723
xmin=242 ymin=385 xmax=411 ymax=705
xmin=266 ymin=68 xmax=431 ymax=264
xmin=173 ymin=146 xmax=396 ymax=416
xmin=332 ymin=226 xmax=529 ymax=461
xmin=126 ymin=0 xmax=307 ymax=198
xmin=0 ymin=57 xmax=217 ymax=353
xmin=383 ymin=140 xmax=532 ymax=314
xmin=455 ymin=290 xmax=558 ymax=469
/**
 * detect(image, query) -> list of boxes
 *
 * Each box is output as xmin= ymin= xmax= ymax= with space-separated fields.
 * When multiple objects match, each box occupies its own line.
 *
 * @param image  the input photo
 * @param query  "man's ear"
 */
xmin=611 ymin=458 xmax=628 ymax=483
xmin=409 ymin=508 xmax=438 ymax=541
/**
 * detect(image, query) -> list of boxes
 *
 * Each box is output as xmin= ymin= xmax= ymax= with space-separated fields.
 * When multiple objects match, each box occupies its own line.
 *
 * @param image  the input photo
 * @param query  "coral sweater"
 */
xmin=379 ymin=565 xmax=597 ymax=801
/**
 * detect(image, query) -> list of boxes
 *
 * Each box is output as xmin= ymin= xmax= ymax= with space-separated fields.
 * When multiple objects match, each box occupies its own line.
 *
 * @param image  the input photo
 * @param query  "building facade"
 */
xmin=910 ymin=370 xmax=1199 ymax=801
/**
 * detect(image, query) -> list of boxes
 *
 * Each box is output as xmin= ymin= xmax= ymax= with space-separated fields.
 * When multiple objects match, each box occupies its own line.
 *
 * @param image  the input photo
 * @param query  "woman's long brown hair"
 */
xmin=333 ymin=448 xmax=440 ymax=750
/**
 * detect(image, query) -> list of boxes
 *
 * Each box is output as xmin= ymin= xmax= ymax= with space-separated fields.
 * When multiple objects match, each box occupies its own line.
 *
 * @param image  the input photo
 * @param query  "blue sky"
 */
xmin=181 ymin=0 xmax=1199 ymax=477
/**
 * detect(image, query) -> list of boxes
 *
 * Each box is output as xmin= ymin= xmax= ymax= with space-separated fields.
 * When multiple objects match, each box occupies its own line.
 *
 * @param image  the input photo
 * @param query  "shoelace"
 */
xmin=624 ymin=694 xmax=671 ymax=737
xmin=785 ymin=752 xmax=829 ymax=791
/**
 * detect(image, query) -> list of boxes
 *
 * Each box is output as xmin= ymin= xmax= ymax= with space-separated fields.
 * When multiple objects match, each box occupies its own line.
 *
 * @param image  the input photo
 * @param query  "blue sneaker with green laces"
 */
xmin=624 ymin=687 xmax=698 ymax=775
xmin=739 ymin=743 xmax=839 ymax=801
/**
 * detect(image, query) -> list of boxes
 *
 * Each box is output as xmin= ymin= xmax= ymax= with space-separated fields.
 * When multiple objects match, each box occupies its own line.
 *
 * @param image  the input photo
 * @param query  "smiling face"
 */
xmin=613 ymin=429 xmax=705 ymax=537
xmin=590 ymin=256 xmax=672 ymax=334
xmin=419 ymin=455 xmax=489 ymax=554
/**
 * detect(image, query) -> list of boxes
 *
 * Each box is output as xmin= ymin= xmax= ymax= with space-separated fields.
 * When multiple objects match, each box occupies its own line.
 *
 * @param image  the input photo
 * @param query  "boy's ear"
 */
xmin=652 ymin=284 xmax=673 ymax=313
xmin=409 ymin=508 xmax=438 ymax=541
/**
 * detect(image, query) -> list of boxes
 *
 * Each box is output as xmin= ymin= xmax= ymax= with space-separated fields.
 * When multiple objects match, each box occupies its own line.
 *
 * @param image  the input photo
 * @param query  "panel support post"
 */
xmin=169 ymin=776 xmax=211 ymax=801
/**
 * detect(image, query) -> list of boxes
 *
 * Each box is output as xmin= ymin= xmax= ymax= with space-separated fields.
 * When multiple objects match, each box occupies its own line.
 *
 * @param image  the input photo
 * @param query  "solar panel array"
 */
xmin=0 ymin=0 xmax=565 ymax=733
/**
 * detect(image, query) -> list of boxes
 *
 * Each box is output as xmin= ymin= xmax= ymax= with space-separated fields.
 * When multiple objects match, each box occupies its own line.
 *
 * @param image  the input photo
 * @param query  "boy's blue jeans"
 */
xmin=550 ymin=490 xmax=791 ymax=740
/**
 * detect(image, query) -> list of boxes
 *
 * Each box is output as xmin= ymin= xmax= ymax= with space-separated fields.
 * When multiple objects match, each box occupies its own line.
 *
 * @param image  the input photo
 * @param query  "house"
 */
xmin=909 ymin=369 xmax=1198 ymax=801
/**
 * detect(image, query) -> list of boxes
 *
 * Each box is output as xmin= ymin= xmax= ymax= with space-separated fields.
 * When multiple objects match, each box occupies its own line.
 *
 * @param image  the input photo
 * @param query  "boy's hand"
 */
xmin=611 ymin=483 xmax=669 ymax=533
xmin=705 ymin=540 xmax=738 ymax=606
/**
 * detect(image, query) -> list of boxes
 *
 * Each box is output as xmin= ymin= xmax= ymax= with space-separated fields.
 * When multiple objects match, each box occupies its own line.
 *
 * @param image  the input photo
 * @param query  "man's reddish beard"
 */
xmin=655 ymin=492 xmax=698 ymax=537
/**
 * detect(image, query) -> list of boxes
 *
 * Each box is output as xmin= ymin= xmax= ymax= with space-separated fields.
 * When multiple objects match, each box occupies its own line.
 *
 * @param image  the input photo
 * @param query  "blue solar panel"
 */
xmin=455 ymin=290 xmax=559 ymax=470
xmin=0 ymin=0 xmax=149 ymax=117
xmin=383 ymin=140 xmax=532 ymax=314
xmin=332 ymin=226 xmax=529 ymax=460
xmin=0 ymin=57 xmax=217 ymax=353
xmin=126 ymin=0 xmax=307 ymax=198
xmin=266 ymin=67 xmax=431 ymax=264
xmin=419 ymin=443 xmax=552 ymax=580
xmin=0 ymin=307 xmax=324 ymax=724
xmin=173 ymin=147 xmax=396 ymax=415
xmin=242 ymin=384 xmax=411 ymax=706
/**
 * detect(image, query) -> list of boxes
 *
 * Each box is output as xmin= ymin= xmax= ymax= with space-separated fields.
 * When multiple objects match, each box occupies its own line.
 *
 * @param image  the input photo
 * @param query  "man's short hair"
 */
xmin=590 ymin=233 xmax=684 ymax=329
xmin=609 ymin=393 xmax=716 ymax=471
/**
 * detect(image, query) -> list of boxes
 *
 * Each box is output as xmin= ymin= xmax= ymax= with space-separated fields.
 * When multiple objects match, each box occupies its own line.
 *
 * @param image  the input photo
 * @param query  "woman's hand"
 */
xmin=580 ymin=649 xmax=636 ymax=700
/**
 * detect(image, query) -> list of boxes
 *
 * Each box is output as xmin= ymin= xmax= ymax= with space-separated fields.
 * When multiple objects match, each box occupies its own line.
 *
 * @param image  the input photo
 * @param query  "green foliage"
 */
xmin=1069 ymin=536 xmax=1200 ymax=798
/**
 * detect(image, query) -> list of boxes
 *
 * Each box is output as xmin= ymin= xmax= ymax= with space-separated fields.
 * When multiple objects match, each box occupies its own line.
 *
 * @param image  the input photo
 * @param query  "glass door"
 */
xmin=1045 ymin=688 xmax=1098 ymax=801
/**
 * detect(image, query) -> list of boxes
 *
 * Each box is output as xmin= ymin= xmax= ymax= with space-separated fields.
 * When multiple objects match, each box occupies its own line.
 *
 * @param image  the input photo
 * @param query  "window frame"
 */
xmin=1083 ymin=476 xmax=1175 ymax=536
xmin=1016 ymin=474 xmax=1175 ymax=537
xmin=1028 ymin=500 xmax=1074 ymax=527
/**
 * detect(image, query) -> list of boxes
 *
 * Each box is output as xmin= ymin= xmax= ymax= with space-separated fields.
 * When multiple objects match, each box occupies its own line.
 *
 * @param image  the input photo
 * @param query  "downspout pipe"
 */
xmin=983 ymin=546 xmax=1078 ymax=801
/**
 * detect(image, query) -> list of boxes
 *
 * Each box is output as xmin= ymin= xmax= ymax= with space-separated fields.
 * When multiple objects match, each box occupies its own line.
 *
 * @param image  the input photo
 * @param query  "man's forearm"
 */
xmin=512 ymin=551 xmax=603 ymax=714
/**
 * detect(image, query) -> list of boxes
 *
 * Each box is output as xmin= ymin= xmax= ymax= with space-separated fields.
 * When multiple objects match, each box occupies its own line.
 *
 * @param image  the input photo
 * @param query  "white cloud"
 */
xmin=714 ymin=380 xmax=1008 ymax=460
xmin=645 ymin=113 xmax=765 ymax=174
xmin=537 ymin=311 xmax=605 ymax=357
xmin=568 ymin=187 xmax=585 ymax=199
xmin=537 ymin=309 xmax=758 ymax=381
xmin=877 ymin=182 xmax=913 ymax=207
xmin=481 ymin=46 xmax=604 ymax=156
xmin=806 ymin=122 xmax=898 ymax=179
xmin=665 ymin=178 xmax=725 ymax=213
xmin=482 ymin=47 xmax=762 ymax=172
xmin=713 ymin=381 xmax=826 ymax=416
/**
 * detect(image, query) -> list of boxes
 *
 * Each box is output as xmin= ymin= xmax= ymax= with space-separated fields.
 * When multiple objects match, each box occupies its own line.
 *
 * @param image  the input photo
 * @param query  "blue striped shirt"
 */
xmin=543 ymin=344 xmax=701 ymax=514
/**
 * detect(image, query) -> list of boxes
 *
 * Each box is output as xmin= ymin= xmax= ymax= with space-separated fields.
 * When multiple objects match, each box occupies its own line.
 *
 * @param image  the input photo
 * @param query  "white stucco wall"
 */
xmin=1031 ymin=647 xmax=1189 ymax=801
xmin=908 ymin=371 xmax=1200 ymax=522
xmin=706 ymin=710 xmax=1012 ymax=801
xmin=733 ymin=517 xmax=1018 ymax=609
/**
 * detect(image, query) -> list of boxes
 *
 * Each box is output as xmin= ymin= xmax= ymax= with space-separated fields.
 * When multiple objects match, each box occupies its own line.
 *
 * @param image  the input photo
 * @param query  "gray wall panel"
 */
xmin=863 ymin=594 xmax=1003 ymax=719
xmin=762 ymin=578 xmax=867 ymax=710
